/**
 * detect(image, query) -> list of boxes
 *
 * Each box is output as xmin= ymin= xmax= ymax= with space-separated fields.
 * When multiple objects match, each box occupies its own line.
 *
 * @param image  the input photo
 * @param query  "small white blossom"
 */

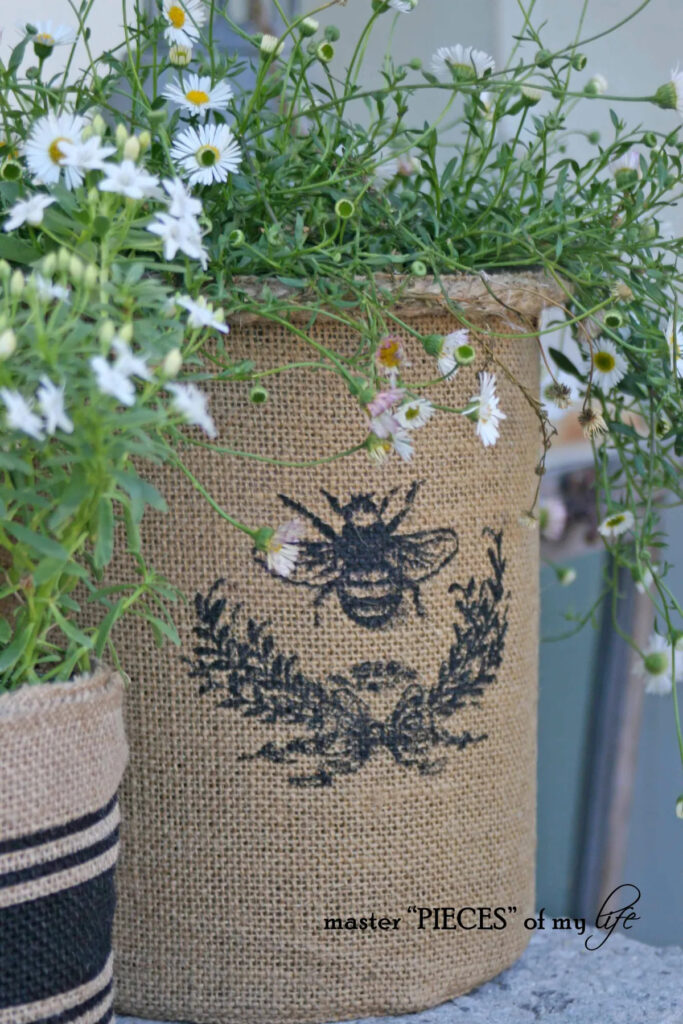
xmin=588 ymin=73 xmax=608 ymax=95
xmin=636 ymin=632 xmax=683 ymax=695
xmin=98 ymin=160 xmax=160 ymax=200
xmin=469 ymin=372 xmax=506 ymax=447
xmin=162 ymin=177 xmax=202 ymax=220
xmin=431 ymin=44 xmax=495 ymax=82
xmin=163 ymin=73 xmax=234 ymax=120
xmin=30 ymin=20 xmax=77 ymax=49
xmin=167 ymin=382 xmax=217 ymax=437
xmin=32 ymin=274 xmax=70 ymax=303
xmin=589 ymin=339 xmax=627 ymax=392
xmin=396 ymin=397 xmax=434 ymax=430
xmin=610 ymin=149 xmax=641 ymax=180
xmin=171 ymin=123 xmax=243 ymax=186
xmin=112 ymin=336 xmax=151 ymax=380
xmin=597 ymin=510 xmax=635 ymax=540
xmin=36 ymin=376 xmax=73 ymax=434
xmin=90 ymin=356 xmax=136 ymax=406
xmin=538 ymin=497 xmax=567 ymax=541
xmin=266 ymin=519 xmax=304 ymax=577
xmin=163 ymin=0 xmax=206 ymax=48
xmin=388 ymin=0 xmax=418 ymax=11
xmin=3 ymin=193 xmax=55 ymax=232
xmin=260 ymin=34 xmax=284 ymax=57
xmin=59 ymin=135 xmax=116 ymax=172
xmin=176 ymin=295 xmax=229 ymax=333
xmin=1 ymin=388 xmax=45 ymax=440
xmin=147 ymin=212 xmax=208 ymax=268
xmin=438 ymin=329 xmax=470 ymax=380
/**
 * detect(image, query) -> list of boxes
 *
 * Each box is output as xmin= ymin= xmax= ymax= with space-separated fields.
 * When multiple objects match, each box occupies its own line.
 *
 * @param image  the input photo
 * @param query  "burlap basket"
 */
xmin=113 ymin=273 xmax=563 ymax=1024
xmin=0 ymin=668 xmax=128 ymax=1024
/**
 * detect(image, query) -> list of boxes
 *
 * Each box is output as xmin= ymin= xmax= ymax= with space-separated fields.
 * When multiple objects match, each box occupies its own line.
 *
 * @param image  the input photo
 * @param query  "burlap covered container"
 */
xmin=0 ymin=668 xmax=128 ymax=1024
xmin=114 ymin=273 xmax=560 ymax=1024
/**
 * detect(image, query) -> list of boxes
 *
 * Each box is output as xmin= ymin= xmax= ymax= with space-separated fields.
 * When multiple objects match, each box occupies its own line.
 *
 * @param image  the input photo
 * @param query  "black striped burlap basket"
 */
xmin=112 ymin=273 xmax=564 ymax=1024
xmin=0 ymin=668 xmax=128 ymax=1024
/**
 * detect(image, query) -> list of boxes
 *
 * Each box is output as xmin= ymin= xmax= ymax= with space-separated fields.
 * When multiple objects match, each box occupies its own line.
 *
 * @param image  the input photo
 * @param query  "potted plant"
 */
xmin=1 ymin=1 xmax=682 ymax=1022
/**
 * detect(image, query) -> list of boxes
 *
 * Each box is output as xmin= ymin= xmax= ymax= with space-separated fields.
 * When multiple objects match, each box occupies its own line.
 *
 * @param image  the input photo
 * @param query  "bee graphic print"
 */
xmin=256 ymin=481 xmax=459 ymax=629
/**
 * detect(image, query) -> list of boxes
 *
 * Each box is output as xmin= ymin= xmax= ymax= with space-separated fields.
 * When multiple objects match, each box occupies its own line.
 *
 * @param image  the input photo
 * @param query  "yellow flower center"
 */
xmin=404 ymin=405 xmax=419 ymax=421
xmin=35 ymin=33 xmax=55 ymax=46
xmin=606 ymin=514 xmax=625 ymax=528
xmin=378 ymin=339 xmax=401 ymax=368
xmin=186 ymin=89 xmax=210 ymax=106
xmin=197 ymin=144 xmax=219 ymax=167
xmin=594 ymin=351 xmax=616 ymax=373
xmin=48 ymin=136 xmax=71 ymax=165
xmin=168 ymin=4 xmax=186 ymax=27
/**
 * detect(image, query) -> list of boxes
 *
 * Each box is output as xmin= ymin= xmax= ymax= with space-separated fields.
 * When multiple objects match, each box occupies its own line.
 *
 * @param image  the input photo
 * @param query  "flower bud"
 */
xmin=584 ymin=73 xmax=608 ymax=97
xmin=57 ymin=247 xmax=71 ymax=273
xmin=642 ymin=131 xmax=658 ymax=148
xmin=614 ymin=168 xmax=639 ymax=190
xmin=41 ymin=252 xmax=57 ymax=277
xmin=92 ymin=113 xmax=107 ymax=136
xmin=260 ymin=34 xmax=284 ymax=58
xmin=229 ymin=228 xmax=245 ymax=247
xmin=119 ymin=322 xmax=134 ymax=343
xmin=534 ymin=49 xmax=553 ymax=69
xmin=676 ymin=795 xmax=683 ymax=820
xmin=556 ymin=566 xmax=577 ymax=586
xmin=0 ymin=259 xmax=11 ymax=280
xmin=148 ymin=108 xmax=167 ymax=125
xmin=603 ymin=309 xmax=624 ymax=329
xmin=26 ymin=61 xmax=42 ymax=75
xmin=115 ymin=123 xmax=129 ymax=148
xmin=300 ymin=16 xmax=319 ymax=37
xmin=266 ymin=224 xmax=283 ymax=245
xmin=455 ymin=343 xmax=476 ymax=366
xmin=654 ymin=82 xmax=679 ymax=110
xmin=1 ymin=160 xmax=22 ymax=181
xmin=124 ymin=135 xmax=140 ymax=161
xmin=317 ymin=41 xmax=335 ymax=62
xmin=410 ymin=259 xmax=428 ymax=277
xmin=138 ymin=130 xmax=151 ymax=152
xmin=9 ymin=270 xmax=24 ymax=297
xmin=422 ymin=334 xmax=443 ymax=357
xmin=81 ymin=124 xmax=95 ymax=142
xmin=334 ymin=197 xmax=355 ymax=219
xmin=99 ymin=319 xmax=116 ymax=345
xmin=83 ymin=264 xmax=99 ymax=289
xmin=408 ymin=57 xmax=422 ymax=70
xmin=644 ymin=651 xmax=669 ymax=676
xmin=0 ymin=329 xmax=17 ymax=360
xmin=325 ymin=25 xmax=340 ymax=41
xmin=588 ymin=131 xmax=601 ymax=144
xmin=571 ymin=52 xmax=587 ymax=70
xmin=249 ymin=384 xmax=268 ymax=404
xmin=521 ymin=84 xmax=543 ymax=106
xmin=161 ymin=347 xmax=183 ymax=378
xmin=169 ymin=43 xmax=192 ymax=66
xmin=68 ymin=254 xmax=83 ymax=282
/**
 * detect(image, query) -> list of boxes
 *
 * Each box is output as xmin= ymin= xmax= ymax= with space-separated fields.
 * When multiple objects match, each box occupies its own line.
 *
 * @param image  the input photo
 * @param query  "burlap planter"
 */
xmin=0 ymin=668 xmax=128 ymax=1024
xmin=113 ymin=273 xmax=562 ymax=1024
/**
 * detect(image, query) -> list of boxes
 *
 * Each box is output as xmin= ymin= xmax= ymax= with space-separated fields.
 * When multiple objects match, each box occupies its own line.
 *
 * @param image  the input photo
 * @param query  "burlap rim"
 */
xmin=228 ymin=271 xmax=568 ymax=325
xmin=0 ymin=666 xmax=122 ymax=720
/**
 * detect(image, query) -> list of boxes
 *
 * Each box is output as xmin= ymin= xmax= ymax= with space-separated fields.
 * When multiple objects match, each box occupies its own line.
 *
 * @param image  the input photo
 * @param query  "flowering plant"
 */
xmin=1 ymin=0 xmax=683 ymax=784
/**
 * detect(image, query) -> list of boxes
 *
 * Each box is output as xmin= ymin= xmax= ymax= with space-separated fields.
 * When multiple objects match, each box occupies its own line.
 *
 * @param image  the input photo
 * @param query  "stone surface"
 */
xmin=116 ymin=929 xmax=683 ymax=1024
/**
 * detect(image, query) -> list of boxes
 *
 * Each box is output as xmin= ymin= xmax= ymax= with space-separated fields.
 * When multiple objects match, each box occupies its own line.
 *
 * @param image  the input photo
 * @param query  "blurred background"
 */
xmin=3 ymin=0 xmax=681 ymax=946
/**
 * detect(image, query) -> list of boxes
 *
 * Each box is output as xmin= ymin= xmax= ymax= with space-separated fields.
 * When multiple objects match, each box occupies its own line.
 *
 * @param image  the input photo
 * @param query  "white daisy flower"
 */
xmin=431 ymin=44 xmax=495 ymax=82
xmin=538 ymin=497 xmax=567 ymax=541
xmin=90 ymin=356 xmax=136 ymax=406
xmin=167 ymin=382 xmax=217 ymax=437
xmin=163 ymin=73 xmax=233 ymax=120
xmin=112 ymin=336 xmax=151 ymax=380
xmin=636 ymin=632 xmax=683 ymax=696
xmin=388 ymin=0 xmax=418 ymax=11
xmin=147 ymin=212 xmax=208 ymax=268
xmin=171 ymin=123 xmax=243 ymax=186
xmin=368 ymin=412 xmax=413 ymax=461
xmin=176 ymin=295 xmax=229 ymax=332
xmin=610 ymin=149 xmax=641 ymax=183
xmin=655 ymin=66 xmax=683 ymax=116
xmin=589 ymin=339 xmax=627 ymax=392
xmin=36 ymin=376 xmax=73 ymax=434
xmin=665 ymin=315 xmax=683 ymax=377
xmin=22 ymin=111 xmax=89 ymax=190
xmin=32 ymin=274 xmax=70 ymax=303
xmin=162 ymin=177 xmax=203 ymax=220
xmin=366 ymin=388 xmax=404 ymax=420
xmin=391 ymin=426 xmax=414 ymax=461
xmin=2 ymin=193 xmax=55 ymax=232
xmin=98 ymin=160 xmax=160 ymax=200
xmin=468 ymin=372 xmax=506 ymax=448
xmin=396 ymin=397 xmax=434 ymax=430
xmin=587 ymin=73 xmax=608 ymax=95
xmin=163 ymin=0 xmax=206 ymax=48
xmin=265 ymin=519 xmax=304 ymax=577
xmin=1 ymin=388 xmax=45 ymax=440
xmin=597 ymin=509 xmax=635 ymax=540
xmin=438 ymin=329 xmax=470 ymax=380
xmin=369 ymin=409 xmax=401 ymax=440
xmin=30 ymin=20 xmax=76 ymax=50
xmin=59 ymin=135 xmax=115 ymax=172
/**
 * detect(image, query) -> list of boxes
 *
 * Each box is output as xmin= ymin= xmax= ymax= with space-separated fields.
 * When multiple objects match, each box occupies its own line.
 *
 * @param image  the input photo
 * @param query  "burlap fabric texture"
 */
xmin=0 ymin=668 xmax=128 ymax=1024
xmin=113 ymin=273 xmax=563 ymax=1024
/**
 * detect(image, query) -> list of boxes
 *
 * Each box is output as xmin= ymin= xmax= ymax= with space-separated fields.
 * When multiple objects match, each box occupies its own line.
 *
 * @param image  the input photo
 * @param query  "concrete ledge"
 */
xmin=116 ymin=930 xmax=683 ymax=1024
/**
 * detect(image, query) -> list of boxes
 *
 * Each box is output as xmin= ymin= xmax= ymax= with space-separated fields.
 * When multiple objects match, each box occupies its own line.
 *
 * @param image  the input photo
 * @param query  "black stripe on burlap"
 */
xmin=0 ymin=795 xmax=118 ymax=856
xmin=0 ymin=868 xmax=116 ymax=1011
xmin=0 ymin=828 xmax=120 ymax=890
xmin=30 ymin=979 xmax=113 ymax=1024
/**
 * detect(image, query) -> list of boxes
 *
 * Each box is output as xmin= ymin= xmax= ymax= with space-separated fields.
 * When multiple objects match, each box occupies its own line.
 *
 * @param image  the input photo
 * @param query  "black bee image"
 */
xmin=260 ymin=481 xmax=459 ymax=629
